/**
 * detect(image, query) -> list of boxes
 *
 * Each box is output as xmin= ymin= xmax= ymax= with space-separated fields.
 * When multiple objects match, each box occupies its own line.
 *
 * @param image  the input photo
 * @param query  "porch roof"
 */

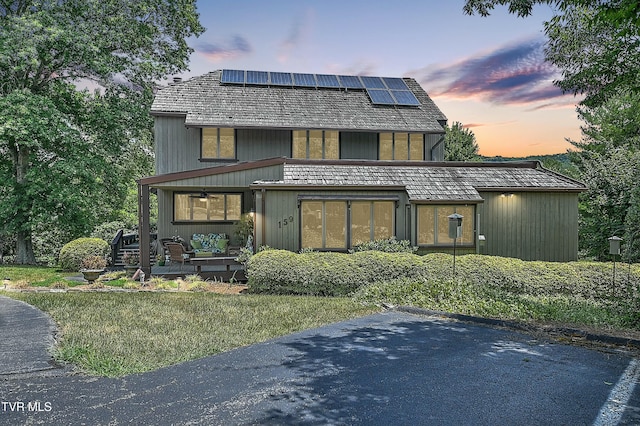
xmin=250 ymin=159 xmax=586 ymax=202
xmin=138 ymin=157 xmax=586 ymax=202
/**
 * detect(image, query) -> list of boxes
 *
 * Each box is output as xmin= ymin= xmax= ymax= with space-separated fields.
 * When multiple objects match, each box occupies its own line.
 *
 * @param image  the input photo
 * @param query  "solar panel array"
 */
xmin=220 ymin=69 xmax=421 ymax=107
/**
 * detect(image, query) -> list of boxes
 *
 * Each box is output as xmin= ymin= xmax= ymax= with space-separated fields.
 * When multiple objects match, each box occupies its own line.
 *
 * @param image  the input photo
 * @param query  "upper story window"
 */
xmin=293 ymin=130 xmax=339 ymax=159
xmin=202 ymin=128 xmax=235 ymax=159
xmin=379 ymin=133 xmax=424 ymax=161
xmin=174 ymin=193 xmax=242 ymax=222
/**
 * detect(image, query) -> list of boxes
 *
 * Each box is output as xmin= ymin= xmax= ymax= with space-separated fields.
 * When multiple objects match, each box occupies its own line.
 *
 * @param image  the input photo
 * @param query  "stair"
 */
xmin=113 ymin=246 xmax=155 ymax=267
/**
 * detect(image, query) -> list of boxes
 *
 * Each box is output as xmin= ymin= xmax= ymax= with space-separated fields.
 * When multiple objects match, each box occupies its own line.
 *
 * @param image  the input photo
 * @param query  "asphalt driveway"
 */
xmin=1 ymin=306 xmax=640 ymax=425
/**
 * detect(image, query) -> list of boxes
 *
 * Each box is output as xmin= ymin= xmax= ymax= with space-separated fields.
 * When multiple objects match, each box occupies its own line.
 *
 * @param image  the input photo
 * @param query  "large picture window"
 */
xmin=293 ymin=130 xmax=339 ymax=159
xmin=351 ymin=201 xmax=394 ymax=245
xmin=202 ymin=128 xmax=235 ymax=159
xmin=417 ymin=205 xmax=474 ymax=246
xmin=301 ymin=199 xmax=395 ymax=249
xmin=379 ymin=133 xmax=424 ymax=161
xmin=174 ymin=193 xmax=241 ymax=222
xmin=301 ymin=201 xmax=347 ymax=249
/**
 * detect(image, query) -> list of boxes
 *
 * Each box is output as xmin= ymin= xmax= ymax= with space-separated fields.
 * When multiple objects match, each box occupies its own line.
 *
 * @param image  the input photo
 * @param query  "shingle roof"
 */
xmin=151 ymin=70 xmax=447 ymax=133
xmin=252 ymin=159 xmax=586 ymax=202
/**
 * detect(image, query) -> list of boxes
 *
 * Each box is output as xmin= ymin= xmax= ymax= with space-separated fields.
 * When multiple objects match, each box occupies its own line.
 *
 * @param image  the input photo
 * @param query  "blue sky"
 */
xmin=177 ymin=0 xmax=582 ymax=157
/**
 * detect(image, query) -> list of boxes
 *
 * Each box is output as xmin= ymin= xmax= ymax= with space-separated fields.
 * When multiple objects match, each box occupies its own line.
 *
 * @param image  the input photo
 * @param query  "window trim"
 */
xmin=200 ymin=128 xmax=237 ymax=162
xmin=172 ymin=192 xmax=243 ymax=223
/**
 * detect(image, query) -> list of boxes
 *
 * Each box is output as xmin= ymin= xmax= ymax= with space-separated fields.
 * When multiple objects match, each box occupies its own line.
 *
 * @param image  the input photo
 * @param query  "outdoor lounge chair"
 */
xmin=165 ymin=242 xmax=194 ymax=271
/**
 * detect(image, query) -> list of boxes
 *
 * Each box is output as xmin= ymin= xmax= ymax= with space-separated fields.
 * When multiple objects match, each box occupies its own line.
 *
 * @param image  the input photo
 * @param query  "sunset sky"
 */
xmin=176 ymin=0 xmax=584 ymax=157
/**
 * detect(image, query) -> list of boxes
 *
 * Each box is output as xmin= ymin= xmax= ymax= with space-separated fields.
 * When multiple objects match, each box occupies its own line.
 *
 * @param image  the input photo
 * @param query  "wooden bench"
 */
xmin=189 ymin=256 xmax=241 ymax=274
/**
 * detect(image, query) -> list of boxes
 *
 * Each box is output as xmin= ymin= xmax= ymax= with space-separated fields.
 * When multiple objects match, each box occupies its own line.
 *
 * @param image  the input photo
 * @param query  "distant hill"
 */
xmin=481 ymin=153 xmax=579 ymax=178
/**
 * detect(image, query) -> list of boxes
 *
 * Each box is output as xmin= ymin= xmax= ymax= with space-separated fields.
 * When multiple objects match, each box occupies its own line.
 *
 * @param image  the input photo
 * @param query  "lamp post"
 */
xmin=608 ymin=236 xmax=623 ymax=296
xmin=448 ymin=213 xmax=464 ymax=278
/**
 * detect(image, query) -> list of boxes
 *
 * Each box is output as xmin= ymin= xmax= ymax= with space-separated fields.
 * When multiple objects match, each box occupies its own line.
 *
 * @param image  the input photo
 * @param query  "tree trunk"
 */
xmin=15 ymin=231 xmax=37 ymax=265
xmin=12 ymin=145 xmax=37 ymax=264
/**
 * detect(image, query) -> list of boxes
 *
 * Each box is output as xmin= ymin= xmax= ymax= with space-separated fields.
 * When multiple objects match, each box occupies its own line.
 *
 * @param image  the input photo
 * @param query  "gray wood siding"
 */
xmin=260 ymin=190 xmax=409 ymax=252
xmin=478 ymin=191 xmax=579 ymax=261
xmin=340 ymin=132 xmax=378 ymax=160
xmin=237 ymin=129 xmax=291 ymax=160
xmin=153 ymin=164 xmax=283 ymax=189
xmin=155 ymin=115 xmax=446 ymax=171
xmin=426 ymin=133 xmax=445 ymax=161
xmin=154 ymin=116 xmax=204 ymax=174
xmin=154 ymin=165 xmax=283 ymax=246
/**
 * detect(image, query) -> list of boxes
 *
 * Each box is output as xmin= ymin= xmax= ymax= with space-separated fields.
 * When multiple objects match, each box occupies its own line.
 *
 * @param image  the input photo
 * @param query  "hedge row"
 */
xmin=246 ymin=250 xmax=640 ymax=298
xmin=246 ymin=250 xmax=425 ymax=296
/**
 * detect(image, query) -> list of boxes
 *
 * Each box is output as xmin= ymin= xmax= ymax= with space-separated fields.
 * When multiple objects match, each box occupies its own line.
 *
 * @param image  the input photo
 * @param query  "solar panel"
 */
xmin=293 ymin=73 xmax=316 ymax=87
xmin=367 ymin=89 xmax=395 ymax=105
xmin=360 ymin=76 xmax=385 ymax=89
xmin=383 ymin=77 xmax=409 ymax=90
xmin=221 ymin=69 xmax=245 ymax=84
xmin=316 ymin=74 xmax=340 ymax=88
xmin=270 ymin=72 xmax=293 ymax=86
xmin=246 ymin=70 xmax=268 ymax=85
xmin=391 ymin=90 xmax=421 ymax=106
xmin=338 ymin=75 xmax=363 ymax=89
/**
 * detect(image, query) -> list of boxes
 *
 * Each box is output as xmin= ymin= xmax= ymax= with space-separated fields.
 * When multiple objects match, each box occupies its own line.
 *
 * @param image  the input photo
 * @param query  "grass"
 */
xmin=353 ymin=276 xmax=640 ymax=333
xmin=3 ymin=290 xmax=377 ymax=377
xmin=0 ymin=265 xmax=78 ymax=288
xmin=3 ymin=258 xmax=640 ymax=378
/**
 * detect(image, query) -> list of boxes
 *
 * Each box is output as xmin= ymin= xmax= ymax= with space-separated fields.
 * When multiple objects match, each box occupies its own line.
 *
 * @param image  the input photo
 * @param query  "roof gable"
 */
xmin=151 ymin=70 xmax=447 ymax=133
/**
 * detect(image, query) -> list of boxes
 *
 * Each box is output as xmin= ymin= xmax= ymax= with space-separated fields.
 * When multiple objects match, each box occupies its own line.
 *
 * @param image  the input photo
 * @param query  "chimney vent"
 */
xmin=173 ymin=77 xmax=182 ymax=84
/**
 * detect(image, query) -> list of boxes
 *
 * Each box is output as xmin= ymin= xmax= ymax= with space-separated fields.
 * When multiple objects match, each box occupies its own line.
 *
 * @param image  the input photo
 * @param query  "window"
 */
xmin=202 ymin=128 xmax=235 ymax=159
xmin=174 ymin=193 xmax=241 ymax=222
xmin=293 ymin=130 xmax=339 ymax=159
xmin=351 ymin=201 xmax=394 ymax=245
xmin=300 ymin=199 xmax=396 ymax=249
xmin=417 ymin=205 xmax=474 ymax=246
xmin=301 ymin=201 xmax=347 ymax=249
xmin=379 ymin=133 xmax=424 ymax=161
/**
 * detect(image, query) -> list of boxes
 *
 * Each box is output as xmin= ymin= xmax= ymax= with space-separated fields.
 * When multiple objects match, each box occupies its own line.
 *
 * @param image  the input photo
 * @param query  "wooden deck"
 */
xmin=149 ymin=258 xmax=246 ymax=282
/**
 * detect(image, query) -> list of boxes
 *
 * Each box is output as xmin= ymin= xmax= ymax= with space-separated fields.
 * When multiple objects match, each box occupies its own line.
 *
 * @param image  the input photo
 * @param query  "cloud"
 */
xmin=409 ymin=37 xmax=577 ymax=108
xmin=278 ymin=9 xmax=313 ymax=63
xmin=196 ymin=35 xmax=252 ymax=62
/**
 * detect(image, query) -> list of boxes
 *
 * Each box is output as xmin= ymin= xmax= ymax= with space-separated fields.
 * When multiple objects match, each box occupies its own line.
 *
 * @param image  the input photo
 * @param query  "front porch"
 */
xmin=145 ymin=262 xmax=246 ymax=282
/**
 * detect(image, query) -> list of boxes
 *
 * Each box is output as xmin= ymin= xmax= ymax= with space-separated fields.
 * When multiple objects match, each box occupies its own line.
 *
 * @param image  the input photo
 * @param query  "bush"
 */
xmin=350 ymin=237 xmax=417 ymax=254
xmin=59 ymin=238 xmax=110 ymax=271
xmin=247 ymin=250 xmax=427 ymax=296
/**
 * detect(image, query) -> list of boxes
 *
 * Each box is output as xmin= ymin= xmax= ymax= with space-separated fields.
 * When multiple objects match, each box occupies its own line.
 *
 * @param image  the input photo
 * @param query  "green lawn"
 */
xmin=3 ymin=260 xmax=640 ymax=378
xmin=4 ymin=291 xmax=378 ymax=377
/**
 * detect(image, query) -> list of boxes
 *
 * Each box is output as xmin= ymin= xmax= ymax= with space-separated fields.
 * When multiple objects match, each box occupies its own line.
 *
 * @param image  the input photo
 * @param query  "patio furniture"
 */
xmin=165 ymin=242 xmax=194 ymax=271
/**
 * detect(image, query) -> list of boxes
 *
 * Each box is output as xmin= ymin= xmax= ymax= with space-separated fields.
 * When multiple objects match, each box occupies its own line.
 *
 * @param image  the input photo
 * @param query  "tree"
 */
xmin=464 ymin=0 xmax=640 ymax=261
xmin=444 ymin=122 xmax=481 ymax=161
xmin=463 ymin=0 xmax=640 ymax=107
xmin=569 ymin=90 xmax=640 ymax=260
xmin=0 ymin=1 xmax=204 ymax=264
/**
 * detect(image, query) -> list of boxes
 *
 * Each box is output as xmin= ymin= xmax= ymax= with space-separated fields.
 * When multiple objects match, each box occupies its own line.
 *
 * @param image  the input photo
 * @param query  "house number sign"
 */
xmin=278 ymin=215 xmax=294 ymax=228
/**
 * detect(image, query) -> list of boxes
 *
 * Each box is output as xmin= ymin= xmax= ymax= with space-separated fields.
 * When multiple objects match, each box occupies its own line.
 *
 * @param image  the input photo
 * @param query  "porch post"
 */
xmin=138 ymin=182 xmax=151 ymax=275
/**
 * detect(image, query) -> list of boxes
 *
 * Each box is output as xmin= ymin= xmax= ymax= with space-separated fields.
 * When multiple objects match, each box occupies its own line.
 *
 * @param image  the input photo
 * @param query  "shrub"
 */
xmin=350 ymin=237 xmax=417 ymax=254
xmin=59 ymin=238 xmax=110 ymax=271
xmin=247 ymin=250 xmax=426 ymax=296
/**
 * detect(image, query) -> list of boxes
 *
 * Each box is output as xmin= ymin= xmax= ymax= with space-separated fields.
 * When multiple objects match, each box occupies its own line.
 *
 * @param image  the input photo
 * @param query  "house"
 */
xmin=137 ymin=69 xmax=586 ymax=273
